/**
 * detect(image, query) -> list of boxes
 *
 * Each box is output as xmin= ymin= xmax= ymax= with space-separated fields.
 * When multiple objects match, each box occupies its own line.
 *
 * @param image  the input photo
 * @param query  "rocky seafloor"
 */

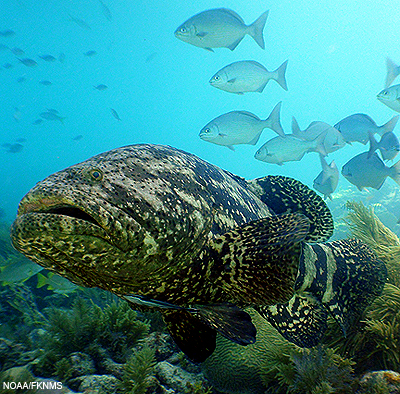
xmin=2 ymin=184 xmax=400 ymax=393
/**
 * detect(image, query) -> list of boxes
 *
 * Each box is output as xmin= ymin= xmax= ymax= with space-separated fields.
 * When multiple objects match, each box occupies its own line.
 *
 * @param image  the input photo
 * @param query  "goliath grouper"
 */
xmin=11 ymin=144 xmax=386 ymax=362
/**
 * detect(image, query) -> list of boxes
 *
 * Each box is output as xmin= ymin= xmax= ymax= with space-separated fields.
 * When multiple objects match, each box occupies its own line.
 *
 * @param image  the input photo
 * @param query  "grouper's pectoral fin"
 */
xmin=162 ymin=309 xmax=217 ymax=363
xmin=209 ymin=212 xmax=310 ymax=306
xmin=189 ymin=303 xmax=256 ymax=346
xmin=256 ymin=294 xmax=328 ymax=347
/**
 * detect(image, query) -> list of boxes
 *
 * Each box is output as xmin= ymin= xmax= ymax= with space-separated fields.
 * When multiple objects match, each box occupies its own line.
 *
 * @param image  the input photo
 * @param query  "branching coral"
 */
xmin=118 ymin=345 xmax=156 ymax=394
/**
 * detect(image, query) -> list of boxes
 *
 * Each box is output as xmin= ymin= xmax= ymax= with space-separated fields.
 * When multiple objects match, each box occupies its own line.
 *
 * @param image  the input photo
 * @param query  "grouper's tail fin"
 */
xmin=258 ymin=239 xmax=387 ymax=347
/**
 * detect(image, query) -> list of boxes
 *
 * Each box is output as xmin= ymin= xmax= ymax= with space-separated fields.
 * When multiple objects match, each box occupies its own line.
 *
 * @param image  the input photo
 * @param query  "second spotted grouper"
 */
xmin=11 ymin=144 xmax=386 ymax=362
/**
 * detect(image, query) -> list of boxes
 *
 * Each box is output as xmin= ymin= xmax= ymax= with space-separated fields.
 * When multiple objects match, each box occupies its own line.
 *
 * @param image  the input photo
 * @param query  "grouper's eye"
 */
xmin=89 ymin=168 xmax=103 ymax=181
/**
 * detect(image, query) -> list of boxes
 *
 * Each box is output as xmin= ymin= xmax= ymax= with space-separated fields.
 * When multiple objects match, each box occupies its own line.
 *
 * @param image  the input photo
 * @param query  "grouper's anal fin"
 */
xmin=209 ymin=212 xmax=310 ymax=305
xmin=162 ymin=309 xmax=217 ymax=363
xmin=257 ymin=294 xmax=328 ymax=347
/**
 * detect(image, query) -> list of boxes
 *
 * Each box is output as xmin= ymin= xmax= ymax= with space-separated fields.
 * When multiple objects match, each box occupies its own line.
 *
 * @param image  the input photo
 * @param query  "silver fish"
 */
xmin=111 ymin=108 xmax=121 ymax=121
xmin=385 ymin=57 xmax=400 ymax=88
xmin=200 ymin=102 xmax=283 ymax=150
xmin=209 ymin=60 xmax=288 ymax=94
xmin=368 ymin=130 xmax=400 ymax=161
xmin=292 ymin=118 xmax=346 ymax=154
xmin=99 ymin=0 xmax=112 ymax=21
xmin=18 ymin=58 xmax=37 ymax=67
xmin=334 ymin=113 xmax=398 ymax=144
xmin=313 ymin=154 xmax=339 ymax=200
xmin=40 ymin=111 xmax=65 ymax=123
xmin=175 ymin=8 xmax=269 ymax=51
xmin=377 ymin=85 xmax=400 ymax=113
xmin=342 ymin=152 xmax=400 ymax=190
xmin=68 ymin=14 xmax=91 ymax=30
xmin=255 ymin=132 xmax=327 ymax=165
xmin=94 ymin=84 xmax=108 ymax=91
xmin=39 ymin=54 xmax=56 ymax=62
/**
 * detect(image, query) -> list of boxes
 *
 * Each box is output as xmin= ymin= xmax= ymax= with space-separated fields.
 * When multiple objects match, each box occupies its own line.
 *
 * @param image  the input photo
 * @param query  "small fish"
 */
xmin=200 ymin=102 xmax=283 ymax=150
xmin=368 ymin=130 xmax=400 ymax=161
xmin=385 ymin=57 xmax=400 ymax=87
xmin=334 ymin=113 xmax=398 ymax=144
xmin=16 ymin=76 xmax=26 ymax=83
xmin=72 ymin=134 xmax=83 ymax=141
xmin=2 ymin=143 xmax=23 ymax=153
xmin=39 ymin=80 xmax=52 ymax=86
xmin=47 ymin=108 xmax=59 ymax=114
xmin=98 ymin=0 xmax=112 ymax=21
xmin=3 ymin=63 xmax=13 ymax=69
xmin=37 ymin=272 xmax=78 ymax=294
xmin=68 ymin=14 xmax=91 ymax=30
xmin=10 ymin=47 xmax=24 ymax=56
xmin=175 ymin=8 xmax=269 ymax=51
xmin=255 ymin=132 xmax=327 ymax=165
xmin=84 ymin=50 xmax=97 ymax=57
xmin=32 ymin=119 xmax=43 ymax=125
xmin=377 ymin=85 xmax=400 ymax=113
xmin=39 ymin=54 xmax=56 ymax=62
xmin=342 ymin=152 xmax=400 ymax=190
xmin=210 ymin=60 xmax=288 ymax=94
xmin=313 ymin=154 xmax=339 ymax=200
xmin=40 ymin=111 xmax=65 ymax=123
xmin=58 ymin=52 xmax=66 ymax=62
xmin=0 ymin=258 xmax=43 ymax=285
xmin=292 ymin=118 xmax=346 ymax=154
xmin=111 ymin=108 xmax=121 ymax=121
xmin=13 ymin=107 xmax=22 ymax=122
xmin=18 ymin=57 xmax=37 ymax=67
xmin=94 ymin=84 xmax=108 ymax=91
xmin=0 ymin=30 xmax=15 ymax=37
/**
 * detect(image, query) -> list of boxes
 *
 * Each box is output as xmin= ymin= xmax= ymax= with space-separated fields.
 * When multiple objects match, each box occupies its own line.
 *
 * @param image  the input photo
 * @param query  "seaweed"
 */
xmin=34 ymin=297 xmax=150 ymax=376
xmin=118 ymin=344 xmax=156 ymax=394
xmin=274 ymin=346 xmax=356 ymax=394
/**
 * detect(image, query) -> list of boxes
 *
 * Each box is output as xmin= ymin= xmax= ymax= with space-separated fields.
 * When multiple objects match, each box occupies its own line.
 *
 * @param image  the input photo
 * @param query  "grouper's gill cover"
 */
xmin=10 ymin=144 xmax=385 ymax=363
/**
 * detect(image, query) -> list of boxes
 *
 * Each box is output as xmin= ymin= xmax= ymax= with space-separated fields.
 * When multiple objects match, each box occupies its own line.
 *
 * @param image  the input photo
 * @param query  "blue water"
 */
xmin=1 ymin=0 xmax=399 ymax=221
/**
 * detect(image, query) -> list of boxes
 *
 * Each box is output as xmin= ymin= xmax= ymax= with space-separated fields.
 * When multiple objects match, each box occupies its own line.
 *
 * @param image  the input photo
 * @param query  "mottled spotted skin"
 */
xmin=10 ymin=144 xmax=386 ymax=361
xmin=11 ymin=144 xmax=274 ymax=305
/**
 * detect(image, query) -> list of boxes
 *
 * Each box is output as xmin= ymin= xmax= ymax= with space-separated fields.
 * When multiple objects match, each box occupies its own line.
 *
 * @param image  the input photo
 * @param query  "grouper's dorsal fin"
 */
xmin=247 ymin=175 xmax=333 ymax=243
xmin=162 ymin=309 xmax=216 ymax=363
xmin=210 ymin=212 xmax=310 ymax=305
xmin=256 ymin=294 xmax=328 ymax=347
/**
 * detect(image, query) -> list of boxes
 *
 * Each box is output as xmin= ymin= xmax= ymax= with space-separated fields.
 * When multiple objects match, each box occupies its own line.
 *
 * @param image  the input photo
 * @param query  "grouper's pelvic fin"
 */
xmin=122 ymin=295 xmax=256 ymax=362
xmin=247 ymin=175 xmax=333 ymax=243
xmin=162 ymin=304 xmax=256 ymax=363
xmin=257 ymin=238 xmax=387 ymax=348
xmin=209 ymin=212 xmax=310 ymax=305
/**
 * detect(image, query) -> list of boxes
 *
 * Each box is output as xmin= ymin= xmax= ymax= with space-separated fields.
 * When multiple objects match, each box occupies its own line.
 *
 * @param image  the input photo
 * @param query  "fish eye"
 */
xmin=214 ymin=75 xmax=220 ymax=80
xmin=89 ymin=168 xmax=103 ymax=181
xmin=204 ymin=128 xmax=211 ymax=133
xmin=180 ymin=27 xmax=186 ymax=33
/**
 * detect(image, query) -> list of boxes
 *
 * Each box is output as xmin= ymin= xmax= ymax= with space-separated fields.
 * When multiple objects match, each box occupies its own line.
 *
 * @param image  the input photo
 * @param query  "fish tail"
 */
xmin=385 ymin=57 xmax=400 ymax=88
xmin=291 ymin=116 xmax=301 ymax=136
xmin=264 ymin=101 xmax=284 ymax=137
xmin=248 ymin=10 xmax=269 ymax=49
xmin=389 ymin=158 xmax=400 ymax=186
xmin=379 ymin=114 xmax=399 ymax=136
xmin=272 ymin=60 xmax=288 ymax=91
xmin=367 ymin=131 xmax=379 ymax=158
